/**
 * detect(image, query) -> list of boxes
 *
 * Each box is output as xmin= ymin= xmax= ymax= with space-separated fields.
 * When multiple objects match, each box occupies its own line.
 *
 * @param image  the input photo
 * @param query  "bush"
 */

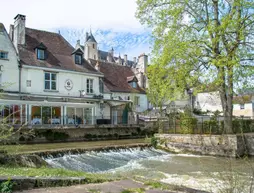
xmin=232 ymin=119 xmax=254 ymax=133
xmin=203 ymin=120 xmax=223 ymax=134
xmin=0 ymin=179 xmax=14 ymax=193
xmin=151 ymin=136 xmax=158 ymax=148
xmin=39 ymin=130 xmax=69 ymax=141
xmin=179 ymin=109 xmax=197 ymax=134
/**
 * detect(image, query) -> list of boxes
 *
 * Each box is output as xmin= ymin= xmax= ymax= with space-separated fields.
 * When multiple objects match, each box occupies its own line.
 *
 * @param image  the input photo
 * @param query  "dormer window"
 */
xmin=72 ymin=48 xmax=83 ymax=65
xmin=0 ymin=51 xmax=8 ymax=60
xmin=75 ymin=54 xmax=82 ymax=64
xmin=35 ymin=42 xmax=47 ymax=60
xmin=130 ymin=82 xmax=137 ymax=88
xmin=127 ymin=76 xmax=138 ymax=88
xmin=37 ymin=49 xmax=45 ymax=60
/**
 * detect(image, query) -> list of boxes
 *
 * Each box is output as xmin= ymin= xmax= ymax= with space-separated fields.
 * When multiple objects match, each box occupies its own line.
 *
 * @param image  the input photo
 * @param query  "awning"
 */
xmin=105 ymin=100 xmax=130 ymax=107
xmin=0 ymin=99 xmax=96 ymax=108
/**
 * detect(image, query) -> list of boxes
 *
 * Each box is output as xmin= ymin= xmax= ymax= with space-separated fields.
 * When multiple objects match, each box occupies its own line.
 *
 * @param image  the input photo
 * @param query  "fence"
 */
xmin=0 ymin=115 xmax=138 ymax=127
xmin=158 ymin=116 xmax=254 ymax=134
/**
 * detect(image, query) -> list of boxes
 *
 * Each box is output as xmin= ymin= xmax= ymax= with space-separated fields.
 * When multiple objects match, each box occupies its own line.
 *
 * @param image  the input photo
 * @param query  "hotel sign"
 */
xmin=64 ymin=79 xmax=73 ymax=90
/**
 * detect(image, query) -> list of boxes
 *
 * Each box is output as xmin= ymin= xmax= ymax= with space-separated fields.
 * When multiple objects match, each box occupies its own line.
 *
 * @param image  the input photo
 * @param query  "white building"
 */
xmin=0 ymin=14 xmax=149 ymax=126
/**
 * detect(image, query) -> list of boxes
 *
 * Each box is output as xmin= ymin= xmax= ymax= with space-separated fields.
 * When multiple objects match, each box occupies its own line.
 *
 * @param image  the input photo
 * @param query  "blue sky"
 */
xmin=1 ymin=0 xmax=151 ymax=59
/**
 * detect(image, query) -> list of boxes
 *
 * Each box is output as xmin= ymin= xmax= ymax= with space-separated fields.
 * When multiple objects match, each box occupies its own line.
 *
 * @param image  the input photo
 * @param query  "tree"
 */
xmin=136 ymin=0 xmax=254 ymax=133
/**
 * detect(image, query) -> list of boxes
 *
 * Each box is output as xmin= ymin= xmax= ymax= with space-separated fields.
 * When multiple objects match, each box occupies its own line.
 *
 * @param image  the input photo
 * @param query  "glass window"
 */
xmin=31 ymin=106 xmax=42 ymax=125
xmin=37 ymin=49 xmax=45 ymax=60
xmin=99 ymin=78 xmax=104 ymax=93
xmin=86 ymin=79 xmax=93 ymax=94
xmin=240 ymin=104 xmax=245 ymax=110
xmin=129 ymin=82 xmax=137 ymax=88
xmin=0 ymin=51 xmax=8 ymax=59
xmin=44 ymin=72 xmax=57 ymax=90
xmin=85 ymin=108 xmax=92 ymax=125
xmin=52 ymin=107 xmax=61 ymax=124
xmin=75 ymin=54 xmax=82 ymax=64
xmin=134 ymin=96 xmax=140 ymax=106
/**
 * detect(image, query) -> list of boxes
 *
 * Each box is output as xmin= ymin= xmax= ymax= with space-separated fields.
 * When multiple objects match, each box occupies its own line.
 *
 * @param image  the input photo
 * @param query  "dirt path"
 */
xmin=14 ymin=179 xmax=174 ymax=193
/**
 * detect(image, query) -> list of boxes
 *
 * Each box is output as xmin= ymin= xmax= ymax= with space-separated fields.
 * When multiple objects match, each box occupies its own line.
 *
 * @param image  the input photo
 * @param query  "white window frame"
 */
xmin=37 ymin=49 xmax=45 ymax=60
xmin=44 ymin=72 xmax=57 ymax=91
xmin=75 ymin=54 xmax=82 ymax=64
xmin=134 ymin=96 xmax=140 ymax=106
xmin=86 ymin=79 xmax=94 ymax=94
xmin=240 ymin=104 xmax=245 ymax=110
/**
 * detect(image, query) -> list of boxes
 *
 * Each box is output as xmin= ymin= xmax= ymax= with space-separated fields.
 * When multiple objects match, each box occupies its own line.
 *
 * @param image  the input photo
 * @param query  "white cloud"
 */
xmin=0 ymin=0 xmax=145 ymax=32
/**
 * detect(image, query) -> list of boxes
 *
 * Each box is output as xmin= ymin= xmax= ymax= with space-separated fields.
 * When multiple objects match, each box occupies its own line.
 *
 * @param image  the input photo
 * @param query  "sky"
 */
xmin=0 ymin=0 xmax=151 ymax=58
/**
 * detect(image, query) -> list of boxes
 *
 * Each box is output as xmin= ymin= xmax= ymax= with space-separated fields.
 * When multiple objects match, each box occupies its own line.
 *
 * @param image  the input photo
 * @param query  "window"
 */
xmin=0 ymin=51 xmax=8 ymax=59
xmin=240 ymin=104 xmax=245 ymax=110
xmin=26 ymin=80 xmax=31 ymax=87
xmin=130 ymin=82 xmax=137 ymax=88
xmin=75 ymin=54 xmax=82 ymax=64
xmin=93 ymin=44 xmax=95 ymax=49
xmin=99 ymin=78 xmax=104 ymax=93
xmin=37 ymin=49 xmax=45 ymax=60
xmin=86 ymin=79 xmax=93 ymax=94
xmin=134 ymin=96 xmax=140 ymax=106
xmin=94 ymin=55 xmax=96 ymax=59
xmin=44 ymin=72 xmax=57 ymax=90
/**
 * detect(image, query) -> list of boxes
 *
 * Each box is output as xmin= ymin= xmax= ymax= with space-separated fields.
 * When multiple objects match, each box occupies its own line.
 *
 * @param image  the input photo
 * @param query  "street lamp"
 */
xmin=187 ymin=88 xmax=193 ymax=114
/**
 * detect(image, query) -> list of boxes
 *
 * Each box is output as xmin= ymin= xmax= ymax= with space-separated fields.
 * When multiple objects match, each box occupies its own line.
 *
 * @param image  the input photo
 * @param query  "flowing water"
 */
xmin=44 ymin=147 xmax=254 ymax=192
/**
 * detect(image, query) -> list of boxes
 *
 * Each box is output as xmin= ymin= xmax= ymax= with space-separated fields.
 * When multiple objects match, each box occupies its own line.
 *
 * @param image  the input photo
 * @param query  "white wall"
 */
xmin=0 ymin=25 xmax=19 ymax=92
xmin=233 ymin=103 xmax=254 ymax=117
xmin=111 ymin=92 xmax=148 ymax=112
xmin=195 ymin=91 xmax=223 ymax=112
xmin=21 ymin=67 xmax=101 ymax=97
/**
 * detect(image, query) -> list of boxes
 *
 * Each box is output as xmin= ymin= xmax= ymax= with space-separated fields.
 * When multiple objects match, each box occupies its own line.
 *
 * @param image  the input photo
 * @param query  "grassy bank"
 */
xmin=0 ymin=167 xmax=120 ymax=182
xmin=0 ymin=139 xmax=149 ymax=154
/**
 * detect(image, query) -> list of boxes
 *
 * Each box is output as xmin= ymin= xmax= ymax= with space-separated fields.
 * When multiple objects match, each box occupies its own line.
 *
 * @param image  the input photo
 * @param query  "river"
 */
xmin=44 ymin=147 xmax=254 ymax=193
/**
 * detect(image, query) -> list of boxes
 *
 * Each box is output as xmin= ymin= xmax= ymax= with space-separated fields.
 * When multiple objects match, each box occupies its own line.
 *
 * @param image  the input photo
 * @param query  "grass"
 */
xmin=0 ymin=139 xmax=149 ymax=154
xmin=121 ymin=188 xmax=145 ymax=193
xmin=0 ymin=166 xmax=120 ymax=183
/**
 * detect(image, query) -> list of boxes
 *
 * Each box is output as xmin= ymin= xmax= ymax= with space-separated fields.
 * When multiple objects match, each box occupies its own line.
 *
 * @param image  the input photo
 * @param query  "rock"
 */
xmin=0 ymin=154 xmax=48 ymax=168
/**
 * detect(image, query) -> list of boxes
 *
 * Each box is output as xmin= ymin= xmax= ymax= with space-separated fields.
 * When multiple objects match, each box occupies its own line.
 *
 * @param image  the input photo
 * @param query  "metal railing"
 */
xmin=0 ymin=115 xmax=139 ymax=127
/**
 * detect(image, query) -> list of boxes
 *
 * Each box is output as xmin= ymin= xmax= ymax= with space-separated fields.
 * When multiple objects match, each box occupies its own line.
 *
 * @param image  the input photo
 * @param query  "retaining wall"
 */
xmin=155 ymin=134 xmax=254 ymax=157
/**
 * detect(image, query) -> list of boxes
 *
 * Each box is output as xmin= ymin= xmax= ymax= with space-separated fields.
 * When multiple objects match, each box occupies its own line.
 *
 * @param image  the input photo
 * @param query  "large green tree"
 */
xmin=136 ymin=0 xmax=254 ymax=133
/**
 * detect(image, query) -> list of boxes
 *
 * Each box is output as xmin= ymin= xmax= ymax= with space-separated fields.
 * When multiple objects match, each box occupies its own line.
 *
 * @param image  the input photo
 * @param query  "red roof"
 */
xmin=89 ymin=59 xmax=146 ymax=94
xmin=14 ymin=26 xmax=100 ymax=75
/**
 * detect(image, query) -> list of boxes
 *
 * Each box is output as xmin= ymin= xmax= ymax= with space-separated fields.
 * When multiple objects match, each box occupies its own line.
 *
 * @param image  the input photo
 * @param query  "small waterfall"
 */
xmin=44 ymin=147 xmax=169 ymax=173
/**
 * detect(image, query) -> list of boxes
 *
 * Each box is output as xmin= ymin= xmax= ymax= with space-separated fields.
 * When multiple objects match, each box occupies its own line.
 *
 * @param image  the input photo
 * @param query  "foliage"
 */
xmin=179 ymin=109 xmax=197 ymax=134
xmin=136 ymin=0 xmax=254 ymax=133
xmin=36 ymin=130 xmax=69 ymax=142
xmin=0 ymin=179 xmax=14 ymax=193
xmin=121 ymin=188 xmax=145 ymax=193
xmin=151 ymin=136 xmax=158 ymax=148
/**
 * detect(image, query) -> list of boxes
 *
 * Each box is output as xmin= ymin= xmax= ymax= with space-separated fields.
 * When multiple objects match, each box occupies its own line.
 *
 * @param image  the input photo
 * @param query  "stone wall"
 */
xmin=155 ymin=134 xmax=251 ymax=157
xmin=13 ymin=125 xmax=155 ymax=144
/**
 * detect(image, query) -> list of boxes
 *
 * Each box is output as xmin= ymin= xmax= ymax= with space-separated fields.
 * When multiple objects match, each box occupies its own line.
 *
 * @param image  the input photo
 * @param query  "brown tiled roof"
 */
xmin=89 ymin=59 xmax=146 ymax=94
xmin=233 ymin=95 xmax=253 ymax=104
xmin=14 ymin=26 xmax=101 ymax=75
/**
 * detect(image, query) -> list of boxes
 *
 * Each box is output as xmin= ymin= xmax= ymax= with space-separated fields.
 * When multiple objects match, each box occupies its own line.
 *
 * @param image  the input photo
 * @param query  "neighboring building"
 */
xmin=75 ymin=31 xmax=149 ymax=119
xmin=194 ymin=91 xmax=223 ymax=113
xmin=233 ymin=94 xmax=254 ymax=118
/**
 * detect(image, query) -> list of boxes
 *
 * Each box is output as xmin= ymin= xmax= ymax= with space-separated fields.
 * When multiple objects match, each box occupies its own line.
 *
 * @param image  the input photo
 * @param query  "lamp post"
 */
xmin=187 ymin=88 xmax=193 ymax=114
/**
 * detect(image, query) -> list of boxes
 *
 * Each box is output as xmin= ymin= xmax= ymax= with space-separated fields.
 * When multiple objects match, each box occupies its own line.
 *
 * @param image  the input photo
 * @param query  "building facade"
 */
xmin=0 ymin=14 xmax=149 ymax=126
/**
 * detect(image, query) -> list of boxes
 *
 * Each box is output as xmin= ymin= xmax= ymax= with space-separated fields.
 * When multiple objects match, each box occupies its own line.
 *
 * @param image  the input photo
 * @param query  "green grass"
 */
xmin=0 ymin=139 xmax=148 ymax=154
xmin=121 ymin=188 xmax=145 ymax=193
xmin=0 ymin=167 xmax=120 ymax=183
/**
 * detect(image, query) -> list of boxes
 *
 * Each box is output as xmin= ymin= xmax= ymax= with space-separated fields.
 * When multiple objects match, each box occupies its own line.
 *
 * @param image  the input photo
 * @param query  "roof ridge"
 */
xmin=25 ymin=27 xmax=60 ymax=36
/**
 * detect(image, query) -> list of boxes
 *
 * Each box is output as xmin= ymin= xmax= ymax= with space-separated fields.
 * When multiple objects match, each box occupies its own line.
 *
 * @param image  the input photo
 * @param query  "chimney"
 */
xmin=13 ymin=14 xmax=26 ymax=51
xmin=133 ymin=57 xmax=136 ymax=63
xmin=95 ymin=61 xmax=100 ymax=71
xmin=110 ymin=47 xmax=114 ymax=57
xmin=124 ymin=54 xmax=127 ymax=66
xmin=138 ymin=53 xmax=148 ymax=73
xmin=85 ymin=32 xmax=89 ymax=42
xmin=75 ymin=40 xmax=80 ymax=49
xmin=118 ymin=55 xmax=122 ymax=65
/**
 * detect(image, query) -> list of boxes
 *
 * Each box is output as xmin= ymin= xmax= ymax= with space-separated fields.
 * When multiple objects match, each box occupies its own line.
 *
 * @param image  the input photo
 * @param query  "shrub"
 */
xmin=179 ymin=109 xmax=197 ymax=134
xmin=151 ymin=136 xmax=158 ymax=148
xmin=0 ymin=179 xmax=14 ymax=193
xmin=40 ymin=130 xmax=69 ymax=141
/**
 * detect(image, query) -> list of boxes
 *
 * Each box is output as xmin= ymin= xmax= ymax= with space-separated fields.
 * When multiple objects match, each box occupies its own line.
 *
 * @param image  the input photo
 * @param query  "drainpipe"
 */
xmin=18 ymin=59 xmax=22 ymax=98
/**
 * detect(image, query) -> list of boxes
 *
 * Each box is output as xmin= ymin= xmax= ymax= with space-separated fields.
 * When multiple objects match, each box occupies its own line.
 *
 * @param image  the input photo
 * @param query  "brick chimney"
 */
xmin=13 ymin=14 xmax=26 ymax=51
xmin=75 ymin=40 xmax=80 ymax=49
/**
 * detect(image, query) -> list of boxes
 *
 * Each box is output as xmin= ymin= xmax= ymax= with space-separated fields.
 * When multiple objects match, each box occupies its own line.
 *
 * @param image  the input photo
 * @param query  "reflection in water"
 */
xmin=44 ymin=148 xmax=254 ymax=192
